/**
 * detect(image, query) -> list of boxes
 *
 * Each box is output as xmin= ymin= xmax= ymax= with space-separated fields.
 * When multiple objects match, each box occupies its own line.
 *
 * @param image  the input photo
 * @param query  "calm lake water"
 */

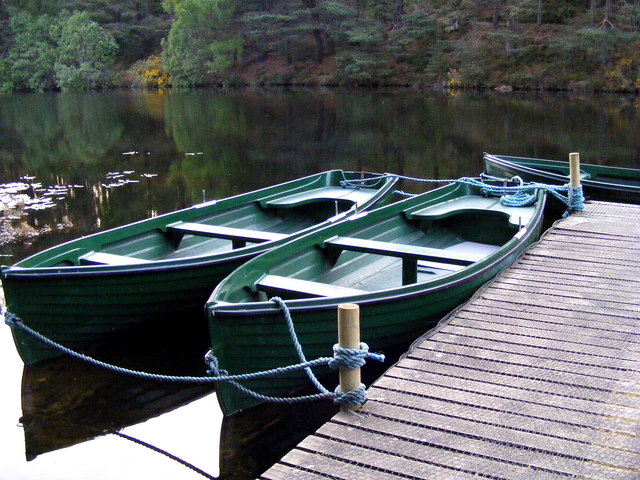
xmin=1 ymin=88 xmax=639 ymax=479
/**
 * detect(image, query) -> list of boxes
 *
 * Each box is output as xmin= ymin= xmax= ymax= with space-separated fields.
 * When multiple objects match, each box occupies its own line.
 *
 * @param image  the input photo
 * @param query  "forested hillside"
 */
xmin=1 ymin=0 xmax=639 ymax=92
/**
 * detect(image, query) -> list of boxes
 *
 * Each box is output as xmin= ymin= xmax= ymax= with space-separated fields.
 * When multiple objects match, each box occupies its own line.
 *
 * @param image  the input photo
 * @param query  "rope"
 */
xmin=3 ymin=312 xmax=332 ymax=384
xmin=3 ymin=299 xmax=383 ymax=408
xmin=342 ymin=172 xmax=585 ymax=216
xmin=270 ymin=296 xmax=331 ymax=396
xmin=113 ymin=432 xmax=217 ymax=480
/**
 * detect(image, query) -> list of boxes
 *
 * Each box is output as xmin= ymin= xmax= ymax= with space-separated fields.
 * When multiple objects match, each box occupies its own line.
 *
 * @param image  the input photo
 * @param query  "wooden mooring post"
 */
xmin=569 ymin=152 xmax=581 ymax=187
xmin=337 ymin=303 xmax=362 ymax=411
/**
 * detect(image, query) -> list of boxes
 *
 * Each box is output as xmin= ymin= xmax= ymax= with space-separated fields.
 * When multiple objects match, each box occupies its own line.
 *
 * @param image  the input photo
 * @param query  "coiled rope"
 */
xmin=2 ymin=298 xmax=383 ymax=407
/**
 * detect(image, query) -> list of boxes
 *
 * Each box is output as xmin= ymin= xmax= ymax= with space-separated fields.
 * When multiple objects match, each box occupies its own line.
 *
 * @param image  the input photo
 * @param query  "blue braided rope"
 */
xmin=3 ymin=301 xmax=382 ymax=407
xmin=334 ymin=384 xmax=367 ymax=406
xmin=342 ymin=173 xmax=585 ymax=215
xmin=270 ymin=296 xmax=332 ymax=396
xmin=4 ymin=312 xmax=332 ymax=384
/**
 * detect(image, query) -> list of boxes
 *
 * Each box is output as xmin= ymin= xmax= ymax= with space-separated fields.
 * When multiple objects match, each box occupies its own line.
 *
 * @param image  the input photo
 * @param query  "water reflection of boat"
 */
xmin=20 ymin=322 xmax=213 ymax=461
xmin=3 ymin=170 xmax=397 ymax=365
xmin=207 ymin=181 xmax=546 ymax=415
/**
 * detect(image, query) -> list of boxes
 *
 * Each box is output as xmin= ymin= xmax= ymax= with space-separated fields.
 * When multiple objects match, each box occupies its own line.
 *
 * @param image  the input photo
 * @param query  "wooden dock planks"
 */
xmin=261 ymin=201 xmax=640 ymax=480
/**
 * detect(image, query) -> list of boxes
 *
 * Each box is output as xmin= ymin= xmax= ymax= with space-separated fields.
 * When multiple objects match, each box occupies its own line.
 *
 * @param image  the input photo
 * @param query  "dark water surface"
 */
xmin=1 ymin=88 xmax=639 ymax=479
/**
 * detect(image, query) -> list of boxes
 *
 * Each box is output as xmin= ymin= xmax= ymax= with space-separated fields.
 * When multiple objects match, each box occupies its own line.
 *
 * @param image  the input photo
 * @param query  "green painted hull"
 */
xmin=484 ymin=153 xmax=640 ymax=204
xmin=207 ymin=182 xmax=547 ymax=415
xmin=2 ymin=170 xmax=397 ymax=365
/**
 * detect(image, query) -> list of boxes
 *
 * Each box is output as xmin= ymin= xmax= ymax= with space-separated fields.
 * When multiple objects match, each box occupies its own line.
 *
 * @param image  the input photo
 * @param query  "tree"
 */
xmin=161 ymin=0 xmax=241 ymax=86
xmin=3 ymin=12 xmax=59 ymax=92
xmin=54 ymin=12 xmax=118 ymax=91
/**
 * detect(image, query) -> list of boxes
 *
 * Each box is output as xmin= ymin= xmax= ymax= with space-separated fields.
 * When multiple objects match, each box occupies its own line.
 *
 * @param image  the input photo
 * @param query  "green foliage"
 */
xmin=79 ymin=1 xmax=171 ymax=66
xmin=54 ymin=12 xmax=118 ymax=91
xmin=619 ymin=2 xmax=640 ymax=32
xmin=4 ymin=12 xmax=59 ymax=92
xmin=550 ymin=28 xmax=630 ymax=69
xmin=1 ymin=0 xmax=640 ymax=91
xmin=161 ymin=0 xmax=238 ymax=87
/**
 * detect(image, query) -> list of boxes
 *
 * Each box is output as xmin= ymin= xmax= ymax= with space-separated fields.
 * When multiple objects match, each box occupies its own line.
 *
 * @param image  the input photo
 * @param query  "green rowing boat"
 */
xmin=206 ymin=181 xmax=547 ymax=415
xmin=484 ymin=153 xmax=640 ymax=204
xmin=2 ymin=170 xmax=397 ymax=365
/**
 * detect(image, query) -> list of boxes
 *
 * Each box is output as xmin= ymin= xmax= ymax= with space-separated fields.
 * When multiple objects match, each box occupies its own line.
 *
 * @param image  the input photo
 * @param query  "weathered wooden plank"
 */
xmin=553 ymin=216 xmax=640 ymax=236
xmin=478 ymin=290 xmax=640 ymax=319
xmin=498 ymin=268 xmax=640 ymax=293
xmin=260 ymin=462 xmax=331 ymax=480
xmin=488 ymin=280 xmax=639 ymax=307
xmin=331 ymin=402 xmax=640 ymax=473
xmin=582 ymin=201 xmax=640 ymax=217
xmin=442 ymin=319 xmax=640 ymax=359
xmin=396 ymin=354 xmax=639 ymax=407
xmin=524 ymin=243 xmax=640 ymax=263
xmin=542 ymin=231 xmax=640 ymax=249
xmin=296 ymin=435 xmax=477 ymax=479
xmin=359 ymin=398 xmax=640 ymax=478
xmin=276 ymin=446 xmax=401 ymax=480
xmin=415 ymin=340 xmax=640 ymax=388
xmin=470 ymin=296 xmax=640 ymax=328
xmin=317 ymin=419 xmax=569 ymax=480
xmin=433 ymin=329 xmax=640 ymax=375
xmin=538 ymin=234 xmax=640 ymax=253
xmin=407 ymin=342 xmax=640 ymax=398
xmin=452 ymin=311 xmax=640 ymax=352
xmin=515 ymin=257 xmax=640 ymax=282
xmin=381 ymin=365 xmax=640 ymax=424
xmin=525 ymin=250 xmax=639 ymax=269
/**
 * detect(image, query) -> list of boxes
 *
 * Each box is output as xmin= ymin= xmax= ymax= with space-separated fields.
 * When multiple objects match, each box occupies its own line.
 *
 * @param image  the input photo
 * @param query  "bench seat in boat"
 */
xmin=255 ymin=274 xmax=367 ymax=298
xmin=166 ymin=222 xmax=287 ymax=249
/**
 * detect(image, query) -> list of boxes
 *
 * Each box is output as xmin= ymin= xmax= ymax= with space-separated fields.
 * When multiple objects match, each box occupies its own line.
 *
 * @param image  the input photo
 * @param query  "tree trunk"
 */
xmin=537 ymin=0 xmax=543 ymax=25
xmin=302 ymin=0 xmax=325 ymax=65
xmin=391 ymin=0 xmax=405 ymax=30
xmin=590 ymin=0 xmax=598 ymax=26
xmin=605 ymin=0 xmax=613 ymax=19
xmin=313 ymin=30 xmax=324 ymax=64
xmin=506 ymin=15 xmax=515 ymax=52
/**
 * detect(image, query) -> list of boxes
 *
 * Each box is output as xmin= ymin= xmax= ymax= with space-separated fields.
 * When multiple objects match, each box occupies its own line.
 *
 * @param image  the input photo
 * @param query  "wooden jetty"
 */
xmin=262 ymin=200 xmax=640 ymax=480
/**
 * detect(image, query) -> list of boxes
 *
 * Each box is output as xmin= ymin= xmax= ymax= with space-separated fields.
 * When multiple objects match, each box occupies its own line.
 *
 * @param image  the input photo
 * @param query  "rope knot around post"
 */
xmin=328 ymin=342 xmax=385 ymax=370
xmin=334 ymin=384 xmax=367 ymax=407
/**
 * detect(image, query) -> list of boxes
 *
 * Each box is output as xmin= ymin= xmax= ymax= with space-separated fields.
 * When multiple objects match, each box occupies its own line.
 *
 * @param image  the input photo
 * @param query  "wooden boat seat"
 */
xmin=79 ymin=251 xmax=151 ymax=266
xmin=324 ymin=236 xmax=489 ymax=285
xmin=262 ymin=187 xmax=374 ymax=208
xmin=255 ymin=274 xmax=367 ymax=298
xmin=166 ymin=222 xmax=287 ymax=249
xmin=407 ymin=196 xmax=535 ymax=228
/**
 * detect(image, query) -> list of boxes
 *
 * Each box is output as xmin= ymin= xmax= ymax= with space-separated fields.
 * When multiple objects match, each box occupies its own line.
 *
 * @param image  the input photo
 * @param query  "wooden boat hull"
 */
xmin=207 ymin=182 xmax=547 ymax=415
xmin=484 ymin=153 xmax=640 ymax=204
xmin=2 ymin=170 xmax=397 ymax=365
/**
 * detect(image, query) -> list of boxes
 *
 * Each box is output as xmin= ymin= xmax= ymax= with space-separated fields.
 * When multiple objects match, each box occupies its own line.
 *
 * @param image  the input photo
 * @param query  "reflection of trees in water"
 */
xmin=163 ymin=90 xmax=639 ymax=205
xmin=0 ymin=93 xmax=122 ymax=173
xmin=57 ymin=93 xmax=123 ymax=161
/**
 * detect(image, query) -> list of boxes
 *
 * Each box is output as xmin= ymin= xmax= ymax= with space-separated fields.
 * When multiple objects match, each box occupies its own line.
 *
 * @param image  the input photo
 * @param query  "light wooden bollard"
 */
xmin=337 ymin=303 xmax=362 ymax=411
xmin=569 ymin=152 xmax=581 ymax=188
